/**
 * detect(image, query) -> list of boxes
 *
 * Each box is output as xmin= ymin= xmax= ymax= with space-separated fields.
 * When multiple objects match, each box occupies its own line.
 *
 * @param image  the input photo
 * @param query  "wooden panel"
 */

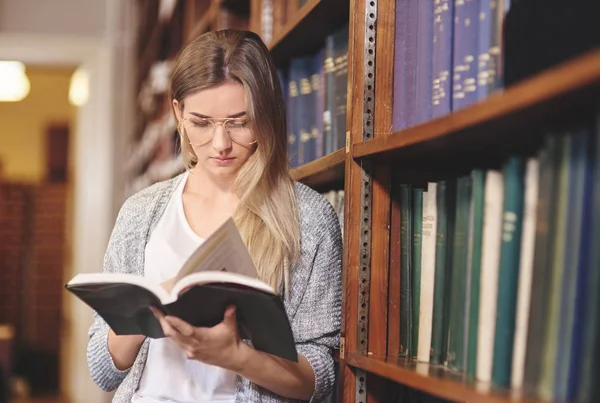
xmin=365 ymin=1 xmax=396 ymax=401
xmin=268 ymin=0 xmax=349 ymax=66
xmin=289 ymin=149 xmax=345 ymax=190
xmin=341 ymin=0 xmax=365 ymax=400
xmin=353 ymin=47 xmax=600 ymax=162
xmin=347 ymin=353 xmax=544 ymax=403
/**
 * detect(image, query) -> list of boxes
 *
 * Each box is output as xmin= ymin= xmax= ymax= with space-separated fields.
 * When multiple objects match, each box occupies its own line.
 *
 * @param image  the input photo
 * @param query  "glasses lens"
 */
xmin=184 ymin=118 xmax=255 ymax=145
xmin=224 ymin=119 xmax=253 ymax=144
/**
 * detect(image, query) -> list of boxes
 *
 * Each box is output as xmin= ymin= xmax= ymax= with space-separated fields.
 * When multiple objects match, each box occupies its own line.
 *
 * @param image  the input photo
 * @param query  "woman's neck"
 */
xmin=186 ymin=167 xmax=238 ymax=201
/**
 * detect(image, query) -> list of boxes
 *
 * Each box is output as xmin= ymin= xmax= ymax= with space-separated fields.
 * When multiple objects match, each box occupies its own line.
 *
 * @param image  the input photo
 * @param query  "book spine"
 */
xmin=415 ymin=0 xmax=434 ymax=125
xmin=313 ymin=49 xmax=326 ymax=160
xmin=399 ymin=184 xmax=413 ymax=357
xmin=510 ymin=157 xmax=539 ymax=389
xmin=566 ymin=126 xmax=595 ymax=400
xmin=393 ymin=0 xmax=410 ymax=131
xmin=491 ymin=156 xmax=526 ymax=388
xmin=287 ymin=61 xmax=300 ymax=168
xmin=475 ymin=169 xmax=504 ymax=383
xmin=452 ymin=0 xmax=480 ymax=110
xmin=487 ymin=0 xmax=506 ymax=92
xmin=324 ymin=34 xmax=336 ymax=156
xmin=430 ymin=180 xmax=449 ymax=365
xmin=418 ymin=183 xmax=438 ymax=363
xmin=577 ymin=115 xmax=600 ymax=403
xmin=523 ymin=135 xmax=560 ymax=393
xmin=466 ymin=169 xmax=485 ymax=379
xmin=431 ymin=0 xmax=455 ymax=118
xmin=539 ymin=135 xmax=571 ymax=400
xmin=447 ymin=175 xmax=472 ymax=372
xmin=554 ymin=129 xmax=589 ymax=400
xmin=476 ymin=0 xmax=492 ymax=101
xmin=411 ymin=188 xmax=424 ymax=359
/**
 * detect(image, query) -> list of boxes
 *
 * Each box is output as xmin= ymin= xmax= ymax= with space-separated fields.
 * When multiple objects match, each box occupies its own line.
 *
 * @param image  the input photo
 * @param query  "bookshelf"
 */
xmin=341 ymin=0 xmax=600 ymax=403
xmin=129 ymin=0 xmax=600 ymax=402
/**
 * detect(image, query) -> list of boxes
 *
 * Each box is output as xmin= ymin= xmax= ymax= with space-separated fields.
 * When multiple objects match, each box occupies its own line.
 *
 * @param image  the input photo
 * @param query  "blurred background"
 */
xmin=0 ymin=1 xmax=317 ymax=402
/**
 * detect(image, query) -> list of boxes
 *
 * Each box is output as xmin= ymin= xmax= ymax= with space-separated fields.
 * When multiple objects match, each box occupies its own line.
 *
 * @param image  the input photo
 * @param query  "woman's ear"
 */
xmin=172 ymin=99 xmax=183 ymax=121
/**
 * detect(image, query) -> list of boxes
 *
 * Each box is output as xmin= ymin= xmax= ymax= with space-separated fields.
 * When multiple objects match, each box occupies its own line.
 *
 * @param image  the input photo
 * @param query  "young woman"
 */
xmin=86 ymin=30 xmax=342 ymax=403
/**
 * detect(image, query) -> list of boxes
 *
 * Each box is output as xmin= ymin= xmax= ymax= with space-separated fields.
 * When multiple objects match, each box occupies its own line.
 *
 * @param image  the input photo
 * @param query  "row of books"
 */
xmin=392 ymin=0 xmax=510 ymax=131
xmin=279 ymin=24 xmax=349 ymax=168
xmin=398 ymin=114 xmax=600 ymax=401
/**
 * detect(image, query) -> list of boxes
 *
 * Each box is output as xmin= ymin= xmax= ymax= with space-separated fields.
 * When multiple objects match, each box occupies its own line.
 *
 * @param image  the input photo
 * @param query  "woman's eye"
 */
xmin=192 ymin=121 xmax=211 ymax=128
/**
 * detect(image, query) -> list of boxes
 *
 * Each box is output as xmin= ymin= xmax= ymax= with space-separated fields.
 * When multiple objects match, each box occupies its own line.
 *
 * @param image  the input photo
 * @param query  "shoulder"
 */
xmin=114 ymin=174 xmax=184 ymax=229
xmin=294 ymin=181 xmax=341 ymax=242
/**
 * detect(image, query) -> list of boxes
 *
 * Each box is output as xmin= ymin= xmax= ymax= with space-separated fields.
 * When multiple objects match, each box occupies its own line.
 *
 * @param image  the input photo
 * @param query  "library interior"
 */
xmin=0 ymin=0 xmax=599 ymax=402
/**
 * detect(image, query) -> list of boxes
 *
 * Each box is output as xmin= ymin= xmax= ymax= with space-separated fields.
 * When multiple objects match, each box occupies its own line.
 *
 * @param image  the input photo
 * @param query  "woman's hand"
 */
xmin=149 ymin=305 xmax=247 ymax=371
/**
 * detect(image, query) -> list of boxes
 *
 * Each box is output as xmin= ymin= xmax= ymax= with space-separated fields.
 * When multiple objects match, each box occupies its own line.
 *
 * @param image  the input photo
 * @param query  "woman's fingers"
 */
xmin=165 ymin=315 xmax=196 ymax=338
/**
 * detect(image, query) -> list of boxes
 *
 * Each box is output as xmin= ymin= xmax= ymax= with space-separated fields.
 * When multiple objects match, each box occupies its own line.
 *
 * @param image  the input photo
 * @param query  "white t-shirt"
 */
xmin=132 ymin=171 xmax=237 ymax=403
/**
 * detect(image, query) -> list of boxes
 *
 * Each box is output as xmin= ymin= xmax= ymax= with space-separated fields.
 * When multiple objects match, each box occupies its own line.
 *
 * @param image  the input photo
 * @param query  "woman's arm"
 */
xmin=234 ymin=342 xmax=316 ymax=400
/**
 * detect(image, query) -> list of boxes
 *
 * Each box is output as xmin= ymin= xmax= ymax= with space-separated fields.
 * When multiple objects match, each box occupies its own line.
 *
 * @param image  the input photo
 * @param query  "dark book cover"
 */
xmin=66 ymin=276 xmax=298 ymax=362
xmin=399 ymin=184 xmax=413 ymax=357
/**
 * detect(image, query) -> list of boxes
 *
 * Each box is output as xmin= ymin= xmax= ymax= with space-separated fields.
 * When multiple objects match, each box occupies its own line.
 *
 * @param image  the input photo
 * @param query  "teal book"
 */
xmin=411 ymin=188 xmax=424 ymax=359
xmin=491 ymin=156 xmax=526 ymax=388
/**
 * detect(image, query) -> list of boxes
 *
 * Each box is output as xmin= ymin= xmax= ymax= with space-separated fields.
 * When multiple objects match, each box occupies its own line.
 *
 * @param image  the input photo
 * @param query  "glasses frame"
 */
xmin=179 ymin=116 xmax=257 ymax=147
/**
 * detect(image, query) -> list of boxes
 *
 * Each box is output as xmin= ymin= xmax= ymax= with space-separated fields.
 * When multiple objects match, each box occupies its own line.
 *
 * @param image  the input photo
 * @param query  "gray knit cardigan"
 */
xmin=86 ymin=173 xmax=342 ymax=403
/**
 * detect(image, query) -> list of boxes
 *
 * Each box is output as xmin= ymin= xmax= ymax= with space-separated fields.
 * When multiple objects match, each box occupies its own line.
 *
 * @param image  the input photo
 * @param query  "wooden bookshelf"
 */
xmin=352 ymin=47 xmax=600 ymax=162
xmin=346 ymin=353 xmax=543 ymax=403
xmin=268 ymin=0 xmax=349 ymax=65
xmin=289 ymin=148 xmax=345 ymax=189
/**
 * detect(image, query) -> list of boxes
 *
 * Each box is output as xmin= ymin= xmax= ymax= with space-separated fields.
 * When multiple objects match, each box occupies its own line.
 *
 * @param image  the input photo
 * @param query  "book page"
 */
xmin=174 ymin=218 xmax=258 ymax=285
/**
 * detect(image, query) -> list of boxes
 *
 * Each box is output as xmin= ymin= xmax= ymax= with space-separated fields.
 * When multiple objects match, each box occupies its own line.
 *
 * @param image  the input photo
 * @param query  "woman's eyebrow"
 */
xmin=189 ymin=111 xmax=246 ymax=118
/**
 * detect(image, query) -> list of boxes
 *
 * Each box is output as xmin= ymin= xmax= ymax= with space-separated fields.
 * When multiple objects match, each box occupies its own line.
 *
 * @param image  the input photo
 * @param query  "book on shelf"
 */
xmin=65 ymin=218 xmax=298 ymax=362
xmin=393 ymin=114 xmax=600 ymax=401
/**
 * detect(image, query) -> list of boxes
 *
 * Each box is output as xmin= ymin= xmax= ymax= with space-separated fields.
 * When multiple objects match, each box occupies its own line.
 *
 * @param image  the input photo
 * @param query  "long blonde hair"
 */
xmin=170 ymin=30 xmax=300 ymax=294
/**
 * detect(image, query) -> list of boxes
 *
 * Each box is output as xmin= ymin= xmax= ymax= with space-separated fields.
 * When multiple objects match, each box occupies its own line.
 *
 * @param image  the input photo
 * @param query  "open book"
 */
xmin=65 ymin=218 xmax=297 ymax=362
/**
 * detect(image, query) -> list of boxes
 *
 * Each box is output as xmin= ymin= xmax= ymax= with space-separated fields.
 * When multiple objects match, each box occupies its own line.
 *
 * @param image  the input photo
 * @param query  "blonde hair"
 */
xmin=170 ymin=30 xmax=300 ymax=294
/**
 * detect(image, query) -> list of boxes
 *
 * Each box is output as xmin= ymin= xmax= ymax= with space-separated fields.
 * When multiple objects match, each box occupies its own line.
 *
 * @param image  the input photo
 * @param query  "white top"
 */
xmin=132 ymin=171 xmax=237 ymax=403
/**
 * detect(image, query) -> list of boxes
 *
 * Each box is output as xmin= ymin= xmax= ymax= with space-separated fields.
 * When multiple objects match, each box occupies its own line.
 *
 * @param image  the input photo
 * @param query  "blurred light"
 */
xmin=69 ymin=68 xmax=89 ymax=107
xmin=0 ymin=61 xmax=30 ymax=102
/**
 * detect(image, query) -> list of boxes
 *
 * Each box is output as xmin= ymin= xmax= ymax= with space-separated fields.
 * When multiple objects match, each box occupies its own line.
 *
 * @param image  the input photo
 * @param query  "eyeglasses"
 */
xmin=179 ymin=116 xmax=257 ymax=147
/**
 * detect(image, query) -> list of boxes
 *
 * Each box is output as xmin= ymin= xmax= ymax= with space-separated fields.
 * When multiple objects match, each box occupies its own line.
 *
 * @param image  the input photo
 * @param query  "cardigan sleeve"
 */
xmin=293 ymin=200 xmax=343 ymax=402
xmin=86 ymin=198 xmax=137 ymax=392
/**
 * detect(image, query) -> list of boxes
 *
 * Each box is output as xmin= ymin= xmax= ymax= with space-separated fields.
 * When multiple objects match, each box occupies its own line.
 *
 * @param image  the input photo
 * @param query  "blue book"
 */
xmin=451 ymin=0 xmax=480 ymax=110
xmin=313 ymin=49 xmax=326 ymax=160
xmin=415 ymin=0 xmax=434 ymax=125
xmin=476 ymin=0 xmax=492 ymax=101
xmin=392 ymin=0 xmax=410 ymax=131
xmin=431 ymin=0 xmax=455 ymax=118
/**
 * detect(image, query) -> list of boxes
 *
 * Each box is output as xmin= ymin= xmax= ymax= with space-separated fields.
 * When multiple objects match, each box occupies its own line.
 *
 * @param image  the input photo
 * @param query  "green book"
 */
xmin=466 ymin=169 xmax=485 ymax=379
xmin=492 ymin=156 xmax=526 ymax=388
xmin=430 ymin=180 xmax=456 ymax=365
xmin=447 ymin=175 xmax=472 ymax=372
xmin=399 ymin=184 xmax=413 ymax=357
xmin=539 ymin=135 xmax=571 ymax=400
xmin=411 ymin=188 xmax=424 ymax=359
